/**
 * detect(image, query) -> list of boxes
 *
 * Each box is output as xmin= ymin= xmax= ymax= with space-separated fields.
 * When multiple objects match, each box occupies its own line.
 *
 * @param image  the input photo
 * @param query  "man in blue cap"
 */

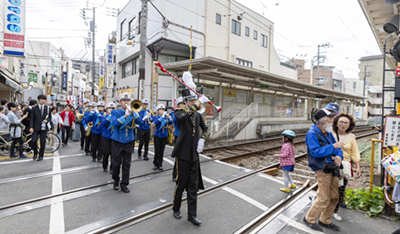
xmin=137 ymin=98 xmax=152 ymax=160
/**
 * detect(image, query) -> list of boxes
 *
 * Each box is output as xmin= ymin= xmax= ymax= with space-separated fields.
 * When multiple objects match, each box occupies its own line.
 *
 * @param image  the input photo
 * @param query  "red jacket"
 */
xmin=60 ymin=110 xmax=75 ymax=127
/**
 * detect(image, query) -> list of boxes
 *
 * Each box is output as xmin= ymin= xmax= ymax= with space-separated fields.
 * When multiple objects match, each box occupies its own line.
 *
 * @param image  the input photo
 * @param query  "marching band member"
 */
xmin=111 ymin=93 xmax=143 ymax=193
xmin=90 ymin=101 xmax=105 ymax=163
xmin=137 ymin=98 xmax=152 ymax=160
xmin=172 ymin=88 xmax=208 ymax=226
xmin=100 ymin=102 xmax=115 ymax=173
xmin=82 ymin=102 xmax=96 ymax=156
xmin=172 ymin=97 xmax=185 ymax=182
xmin=79 ymin=99 xmax=89 ymax=151
xmin=152 ymin=104 xmax=172 ymax=170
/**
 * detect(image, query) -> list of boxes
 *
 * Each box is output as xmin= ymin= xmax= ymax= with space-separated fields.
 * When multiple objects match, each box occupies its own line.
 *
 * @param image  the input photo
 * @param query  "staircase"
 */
xmin=209 ymin=103 xmax=258 ymax=139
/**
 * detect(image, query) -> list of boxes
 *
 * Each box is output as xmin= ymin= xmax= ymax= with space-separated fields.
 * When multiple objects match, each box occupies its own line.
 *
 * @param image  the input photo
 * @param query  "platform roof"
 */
xmin=162 ymin=57 xmax=365 ymax=101
xmin=358 ymin=0 xmax=398 ymax=69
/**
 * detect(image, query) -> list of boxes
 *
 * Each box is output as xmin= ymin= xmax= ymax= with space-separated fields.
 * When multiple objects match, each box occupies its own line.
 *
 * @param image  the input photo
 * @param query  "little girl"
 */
xmin=274 ymin=130 xmax=296 ymax=193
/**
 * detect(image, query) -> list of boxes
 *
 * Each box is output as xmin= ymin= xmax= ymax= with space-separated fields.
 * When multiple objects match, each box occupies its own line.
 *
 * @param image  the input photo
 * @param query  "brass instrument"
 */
xmin=76 ymin=113 xmax=84 ymax=121
xmin=198 ymin=104 xmax=206 ymax=114
xmin=130 ymin=99 xmax=143 ymax=113
xmin=85 ymin=122 xmax=93 ymax=136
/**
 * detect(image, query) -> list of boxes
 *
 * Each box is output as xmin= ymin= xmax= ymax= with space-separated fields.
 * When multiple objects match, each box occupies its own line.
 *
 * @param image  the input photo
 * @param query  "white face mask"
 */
xmin=323 ymin=122 xmax=333 ymax=133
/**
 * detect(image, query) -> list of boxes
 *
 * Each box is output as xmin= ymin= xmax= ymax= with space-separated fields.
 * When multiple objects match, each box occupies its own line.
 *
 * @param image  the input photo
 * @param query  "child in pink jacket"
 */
xmin=274 ymin=130 xmax=296 ymax=193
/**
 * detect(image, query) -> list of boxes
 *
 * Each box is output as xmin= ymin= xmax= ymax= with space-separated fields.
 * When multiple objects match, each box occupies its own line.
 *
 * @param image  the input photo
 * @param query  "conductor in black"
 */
xmin=172 ymin=88 xmax=209 ymax=226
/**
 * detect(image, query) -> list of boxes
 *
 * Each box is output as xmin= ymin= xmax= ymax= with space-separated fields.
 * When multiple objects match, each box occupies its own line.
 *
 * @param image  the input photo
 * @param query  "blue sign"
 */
xmin=62 ymin=72 xmax=67 ymax=91
xmin=356 ymin=111 xmax=359 ymax=117
xmin=107 ymin=44 xmax=114 ymax=65
xmin=286 ymin=108 xmax=292 ymax=115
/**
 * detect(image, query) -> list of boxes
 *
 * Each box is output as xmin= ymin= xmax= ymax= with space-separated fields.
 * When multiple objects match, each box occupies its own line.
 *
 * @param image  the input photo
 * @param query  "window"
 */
xmin=120 ymin=20 xmax=126 ymax=41
xmin=129 ymin=17 xmax=136 ymax=40
xmin=231 ymin=19 xmax=241 ymax=36
xmin=253 ymin=30 xmax=257 ymax=40
xmin=318 ymin=76 xmax=329 ymax=84
xmin=261 ymin=34 xmax=268 ymax=48
xmin=158 ymin=54 xmax=190 ymax=74
xmin=353 ymin=81 xmax=357 ymax=89
xmin=333 ymin=80 xmax=342 ymax=91
xmin=236 ymin=58 xmax=253 ymax=68
xmin=245 ymin=27 xmax=249 ymax=36
xmin=216 ymin=13 xmax=221 ymax=25
xmin=122 ymin=58 xmax=138 ymax=78
xmin=296 ymin=65 xmax=302 ymax=69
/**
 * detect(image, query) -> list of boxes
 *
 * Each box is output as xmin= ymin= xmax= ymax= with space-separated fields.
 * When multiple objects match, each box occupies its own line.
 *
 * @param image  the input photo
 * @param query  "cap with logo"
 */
xmin=88 ymin=102 xmax=96 ymax=107
xmin=117 ymin=92 xmax=133 ymax=101
xmin=96 ymin=101 xmax=105 ymax=107
xmin=141 ymin=98 xmax=149 ymax=105
xmin=175 ymin=97 xmax=184 ymax=107
xmin=155 ymin=104 xmax=166 ymax=112
xmin=314 ymin=109 xmax=337 ymax=120
xmin=106 ymin=102 xmax=116 ymax=109
xmin=325 ymin=103 xmax=339 ymax=114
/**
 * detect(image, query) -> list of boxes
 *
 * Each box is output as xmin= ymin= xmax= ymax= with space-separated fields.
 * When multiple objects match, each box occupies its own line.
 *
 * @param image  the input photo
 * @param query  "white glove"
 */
xmin=199 ymin=95 xmax=210 ymax=104
xmin=125 ymin=104 xmax=133 ymax=115
xmin=165 ymin=113 xmax=170 ymax=118
xmin=142 ymin=114 xmax=149 ymax=121
xmin=125 ymin=109 xmax=131 ymax=116
xmin=197 ymin=138 xmax=205 ymax=153
xmin=162 ymin=112 xmax=166 ymax=118
xmin=95 ymin=109 xmax=99 ymax=113
xmin=85 ymin=127 xmax=88 ymax=131
xmin=147 ymin=112 xmax=151 ymax=118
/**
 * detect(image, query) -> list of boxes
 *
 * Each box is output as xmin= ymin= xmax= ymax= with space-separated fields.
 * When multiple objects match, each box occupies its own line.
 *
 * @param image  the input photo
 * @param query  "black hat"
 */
xmin=7 ymin=102 xmax=16 ymax=109
xmin=182 ymin=88 xmax=197 ymax=100
xmin=314 ymin=109 xmax=336 ymax=120
xmin=37 ymin=94 xmax=47 ymax=100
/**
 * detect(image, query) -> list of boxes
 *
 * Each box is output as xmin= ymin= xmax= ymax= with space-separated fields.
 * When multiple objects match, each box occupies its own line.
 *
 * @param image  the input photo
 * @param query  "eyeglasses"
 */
xmin=338 ymin=121 xmax=350 ymax=125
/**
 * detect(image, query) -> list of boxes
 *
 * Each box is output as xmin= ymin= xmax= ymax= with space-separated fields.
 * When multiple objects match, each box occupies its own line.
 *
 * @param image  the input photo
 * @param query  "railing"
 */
xmin=209 ymin=104 xmax=242 ymax=137
xmin=210 ymin=103 xmax=258 ymax=139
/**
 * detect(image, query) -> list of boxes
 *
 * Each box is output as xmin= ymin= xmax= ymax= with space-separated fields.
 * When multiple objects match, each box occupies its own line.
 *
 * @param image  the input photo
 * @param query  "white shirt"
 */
xmin=38 ymin=104 xmax=45 ymax=116
xmin=52 ymin=113 xmax=63 ymax=126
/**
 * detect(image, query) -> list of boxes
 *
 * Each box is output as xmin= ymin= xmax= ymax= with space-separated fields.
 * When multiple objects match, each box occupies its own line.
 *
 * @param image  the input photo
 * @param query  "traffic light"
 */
xmin=80 ymin=9 xmax=86 ymax=19
xmin=390 ymin=37 xmax=400 ymax=63
xmin=384 ymin=15 xmax=399 ymax=33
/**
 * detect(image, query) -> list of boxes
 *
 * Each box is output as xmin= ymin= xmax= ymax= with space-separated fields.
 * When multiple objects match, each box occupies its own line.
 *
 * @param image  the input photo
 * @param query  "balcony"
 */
xmin=368 ymin=97 xmax=382 ymax=105
xmin=369 ymin=108 xmax=382 ymax=115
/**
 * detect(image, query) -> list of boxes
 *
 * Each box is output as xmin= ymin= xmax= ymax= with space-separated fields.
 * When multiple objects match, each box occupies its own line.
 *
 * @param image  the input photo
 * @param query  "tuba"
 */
xmin=85 ymin=122 xmax=93 ymax=136
xmin=130 ymin=99 xmax=143 ymax=113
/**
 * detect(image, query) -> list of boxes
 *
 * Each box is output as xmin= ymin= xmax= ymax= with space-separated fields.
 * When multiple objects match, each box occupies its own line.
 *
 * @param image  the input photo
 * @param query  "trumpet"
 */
xmin=85 ymin=122 xmax=93 ymax=136
xmin=130 ymin=99 xmax=143 ymax=113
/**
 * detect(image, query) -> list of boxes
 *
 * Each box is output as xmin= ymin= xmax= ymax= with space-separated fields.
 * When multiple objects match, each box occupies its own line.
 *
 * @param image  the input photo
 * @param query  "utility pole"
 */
xmin=138 ymin=0 xmax=148 ymax=100
xmin=316 ymin=43 xmax=330 ymax=86
xmin=362 ymin=64 xmax=373 ymax=120
xmin=92 ymin=7 xmax=96 ymax=99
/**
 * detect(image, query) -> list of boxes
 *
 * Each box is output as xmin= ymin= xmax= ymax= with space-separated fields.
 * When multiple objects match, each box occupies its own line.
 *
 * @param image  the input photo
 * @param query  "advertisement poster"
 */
xmin=236 ymin=90 xmax=247 ymax=103
xmin=4 ymin=0 xmax=26 ymax=57
xmin=265 ymin=94 xmax=272 ymax=105
xmin=98 ymin=78 xmax=105 ymax=92
xmin=224 ymin=88 xmax=236 ymax=102
xmin=254 ymin=93 xmax=263 ymax=103
xmin=28 ymin=73 xmax=37 ymax=83
xmin=118 ymin=87 xmax=134 ymax=96
xmin=203 ymin=86 xmax=215 ymax=117
xmin=276 ymin=96 xmax=284 ymax=110
xmin=0 ymin=57 xmax=8 ymax=69
xmin=284 ymin=96 xmax=292 ymax=107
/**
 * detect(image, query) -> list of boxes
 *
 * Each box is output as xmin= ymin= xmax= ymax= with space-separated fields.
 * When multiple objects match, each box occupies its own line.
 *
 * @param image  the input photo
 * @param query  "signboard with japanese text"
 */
xmin=286 ymin=108 xmax=292 ymax=115
xmin=62 ymin=72 xmax=67 ymax=91
xmin=118 ymin=88 xmax=134 ymax=96
xmin=254 ymin=93 xmax=263 ymax=103
xmin=28 ymin=73 xmax=37 ymax=83
xmin=4 ymin=0 xmax=26 ymax=57
xmin=106 ymin=44 xmax=114 ymax=65
xmin=383 ymin=116 xmax=400 ymax=148
xmin=99 ymin=56 xmax=104 ymax=78
xmin=98 ymin=77 xmax=104 ymax=93
xmin=20 ymin=57 xmax=28 ymax=82
xmin=106 ymin=67 xmax=114 ymax=89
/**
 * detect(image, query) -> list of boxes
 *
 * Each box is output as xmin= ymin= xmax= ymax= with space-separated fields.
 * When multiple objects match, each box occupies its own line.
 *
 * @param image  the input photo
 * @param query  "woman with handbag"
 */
xmin=332 ymin=112 xmax=361 ymax=221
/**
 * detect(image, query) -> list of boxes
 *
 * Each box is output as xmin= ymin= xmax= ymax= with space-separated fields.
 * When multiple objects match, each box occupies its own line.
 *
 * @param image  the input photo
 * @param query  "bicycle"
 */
xmin=0 ymin=130 xmax=61 ymax=155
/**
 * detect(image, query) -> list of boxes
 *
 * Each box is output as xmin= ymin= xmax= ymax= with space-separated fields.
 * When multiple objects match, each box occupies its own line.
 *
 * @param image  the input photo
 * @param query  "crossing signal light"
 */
xmin=80 ymin=9 xmax=86 ymax=19
xmin=390 ymin=38 xmax=400 ymax=63
xmin=384 ymin=15 xmax=400 ymax=33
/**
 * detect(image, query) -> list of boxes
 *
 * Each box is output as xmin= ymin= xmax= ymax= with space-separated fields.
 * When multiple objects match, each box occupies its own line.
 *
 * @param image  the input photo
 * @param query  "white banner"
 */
xmin=106 ymin=66 xmax=114 ymax=89
xmin=20 ymin=56 xmax=28 ymax=82
xmin=4 ymin=0 xmax=26 ymax=57
xmin=99 ymin=56 xmax=104 ymax=78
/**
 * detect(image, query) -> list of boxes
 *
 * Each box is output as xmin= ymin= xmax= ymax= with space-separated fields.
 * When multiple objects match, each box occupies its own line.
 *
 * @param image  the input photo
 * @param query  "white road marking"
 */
xmin=49 ymin=151 xmax=65 ymax=234
xmin=0 ymin=153 xmax=84 ymax=165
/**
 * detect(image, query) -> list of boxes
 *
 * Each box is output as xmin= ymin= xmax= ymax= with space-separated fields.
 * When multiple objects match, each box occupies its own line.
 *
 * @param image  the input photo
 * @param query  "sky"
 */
xmin=26 ymin=0 xmax=382 ymax=78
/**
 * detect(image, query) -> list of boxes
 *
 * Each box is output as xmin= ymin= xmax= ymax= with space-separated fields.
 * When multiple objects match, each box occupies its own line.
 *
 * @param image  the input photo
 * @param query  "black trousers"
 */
xmin=102 ymin=136 xmax=112 ymax=170
xmin=334 ymin=177 xmax=348 ymax=213
xmin=153 ymin=136 xmax=167 ymax=167
xmin=172 ymin=157 xmax=199 ymax=217
xmin=80 ymin=123 xmax=85 ymax=148
xmin=173 ymin=136 xmax=178 ymax=180
xmin=137 ymin=128 xmax=150 ymax=157
xmin=61 ymin=125 xmax=71 ymax=145
xmin=85 ymin=131 xmax=92 ymax=153
xmin=112 ymin=140 xmax=133 ymax=186
xmin=91 ymin=133 xmax=103 ymax=160
xmin=11 ymin=137 xmax=23 ymax=155
xmin=31 ymin=130 xmax=47 ymax=157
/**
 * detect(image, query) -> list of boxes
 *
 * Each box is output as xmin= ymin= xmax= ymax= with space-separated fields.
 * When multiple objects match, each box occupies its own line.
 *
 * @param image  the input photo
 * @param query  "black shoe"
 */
xmin=159 ymin=166 xmax=163 ymax=170
xmin=92 ymin=159 xmax=96 ymax=162
xmin=188 ymin=216 xmax=201 ymax=226
xmin=103 ymin=168 xmax=108 ymax=172
xmin=97 ymin=159 xmax=102 ymax=163
xmin=173 ymin=211 xmax=181 ymax=219
xmin=153 ymin=166 xmax=158 ymax=170
xmin=340 ymin=204 xmax=347 ymax=208
xmin=33 ymin=155 xmax=37 ymax=161
xmin=37 ymin=157 xmax=43 ymax=161
xmin=318 ymin=220 xmax=339 ymax=231
xmin=80 ymin=147 xmax=84 ymax=151
xmin=143 ymin=156 xmax=149 ymax=161
xmin=138 ymin=155 xmax=142 ymax=159
xmin=173 ymin=178 xmax=177 ymax=182
xmin=121 ymin=186 xmax=130 ymax=193
xmin=303 ymin=217 xmax=322 ymax=231
xmin=110 ymin=170 xmax=113 ymax=174
xmin=113 ymin=183 xmax=119 ymax=190
xmin=86 ymin=152 xmax=90 ymax=156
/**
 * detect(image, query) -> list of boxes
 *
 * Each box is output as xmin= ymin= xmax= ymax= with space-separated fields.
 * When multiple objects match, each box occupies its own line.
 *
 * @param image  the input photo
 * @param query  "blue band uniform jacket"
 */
xmin=91 ymin=112 xmax=105 ymax=135
xmin=111 ymin=109 xmax=143 ymax=144
xmin=100 ymin=114 xmax=112 ymax=139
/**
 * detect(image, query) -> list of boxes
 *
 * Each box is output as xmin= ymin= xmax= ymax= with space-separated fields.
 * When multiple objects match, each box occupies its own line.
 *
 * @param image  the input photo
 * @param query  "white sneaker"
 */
xmin=332 ymin=213 xmax=342 ymax=221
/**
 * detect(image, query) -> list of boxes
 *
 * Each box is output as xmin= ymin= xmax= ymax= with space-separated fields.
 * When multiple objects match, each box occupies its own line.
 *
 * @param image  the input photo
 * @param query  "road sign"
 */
xmin=383 ymin=116 xmax=400 ymax=148
xmin=396 ymin=66 xmax=400 ymax=76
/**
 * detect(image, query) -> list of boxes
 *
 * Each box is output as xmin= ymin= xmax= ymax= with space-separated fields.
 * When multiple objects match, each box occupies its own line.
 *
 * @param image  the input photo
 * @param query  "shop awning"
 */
xmin=0 ymin=71 xmax=23 ymax=92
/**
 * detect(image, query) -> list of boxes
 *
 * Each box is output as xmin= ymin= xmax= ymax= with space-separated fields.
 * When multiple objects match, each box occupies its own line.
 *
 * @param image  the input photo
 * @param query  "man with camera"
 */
xmin=303 ymin=109 xmax=344 ymax=232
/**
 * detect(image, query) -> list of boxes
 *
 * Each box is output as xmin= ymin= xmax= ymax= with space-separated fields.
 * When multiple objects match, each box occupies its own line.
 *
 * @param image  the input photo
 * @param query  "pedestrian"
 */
xmin=0 ymin=106 xmax=10 ymax=152
xmin=311 ymin=108 xmax=315 ymax=120
xmin=152 ymin=104 xmax=172 ymax=170
xmin=90 ymin=101 xmax=105 ymax=163
xmin=50 ymin=107 xmax=63 ymax=148
xmin=274 ymin=130 xmax=296 ymax=193
xmin=60 ymin=104 xmax=75 ymax=146
xmin=72 ymin=108 xmax=81 ymax=141
xmin=22 ymin=100 xmax=37 ymax=153
xmin=137 ymin=98 xmax=152 ymax=160
xmin=111 ymin=92 xmax=143 ymax=193
xmin=332 ymin=112 xmax=361 ymax=221
xmin=171 ymin=97 xmax=185 ymax=182
xmin=15 ymin=104 xmax=23 ymax=119
xmin=82 ymin=102 xmax=96 ymax=156
xmin=79 ymin=99 xmax=90 ymax=151
xmin=1 ymin=99 xmax=9 ymax=116
xmin=100 ymin=102 xmax=115 ymax=172
xmin=303 ymin=109 xmax=344 ymax=232
xmin=7 ymin=102 xmax=29 ymax=158
xmin=29 ymin=94 xmax=52 ymax=161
